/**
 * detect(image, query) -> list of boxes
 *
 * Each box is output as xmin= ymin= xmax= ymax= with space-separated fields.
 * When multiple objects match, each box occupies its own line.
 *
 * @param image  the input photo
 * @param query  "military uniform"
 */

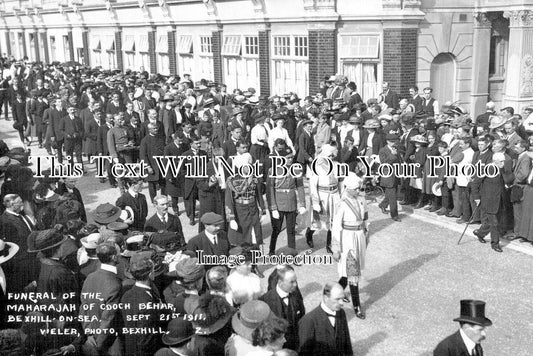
xmin=266 ymin=161 xmax=306 ymax=253
xmin=225 ymin=175 xmax=265 ymax=246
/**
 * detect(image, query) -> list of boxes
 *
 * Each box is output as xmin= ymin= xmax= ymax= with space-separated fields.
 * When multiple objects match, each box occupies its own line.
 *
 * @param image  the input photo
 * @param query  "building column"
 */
xmin=308 ymin=23 xmax=336 ymax=96
xmin=115 ymin=28 xmax=123 ymax=71
xmin=68 ymin=30 xmax=75 ymax=61
xmin=503 ymin=10 xmax=533 ymax=112
xmin=382 ymin=23 xmax=418 ymax=99
xmin=21 ymin=31 xmax=28 ymax=59
xmin=258 ymin=25 xmax=271 ymax=96
xmin=212 ymin=29 xmax=223 ymax=84
xmin=148 ymin=29 xmax=156 ymax=74
xmin=34 ymin=31 xmax=40 ymax=62
xmin=470 ymin=12 xmax=492 ymax=120
xmin=82 ymin=29 xmax=89 ymax=66
xmin=4 ymin=33 xmax=11 ymax=56
xmin=168 ymin=28 xmax=177 ymax=75
xmin=40 ymin=31 xmax=49 ymax=64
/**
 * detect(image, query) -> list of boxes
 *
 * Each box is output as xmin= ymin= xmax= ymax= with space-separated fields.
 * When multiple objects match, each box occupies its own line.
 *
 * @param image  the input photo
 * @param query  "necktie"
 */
xmin=162 ymin=215 xmax=167 ymax=224
xmin=282 ymin=296 xmax=289 ymax=306
xmin=20 ymin=214 xmax=33 ymax=231
xmin=325 ymin=312 xmax=336 ymax=327
xmin=213 ymin=236 xmax=218 ymax=246
xmin=472 ymin=344 xmax=483 ymax=356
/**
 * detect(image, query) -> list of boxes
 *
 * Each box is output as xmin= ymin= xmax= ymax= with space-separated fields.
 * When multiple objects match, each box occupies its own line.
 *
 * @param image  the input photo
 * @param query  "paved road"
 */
xmin=2 ymin=118 xmax=532 ymax=355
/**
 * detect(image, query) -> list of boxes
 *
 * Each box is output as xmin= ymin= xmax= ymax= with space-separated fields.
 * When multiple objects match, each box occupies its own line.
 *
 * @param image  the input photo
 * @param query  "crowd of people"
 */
xmin=0 ymin=54 xmax=530 ymax=355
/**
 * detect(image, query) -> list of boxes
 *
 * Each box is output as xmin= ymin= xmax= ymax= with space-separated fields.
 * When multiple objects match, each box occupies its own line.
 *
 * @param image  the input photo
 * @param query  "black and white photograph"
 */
xmin=0 ymin=0 xmax=532 ymax=355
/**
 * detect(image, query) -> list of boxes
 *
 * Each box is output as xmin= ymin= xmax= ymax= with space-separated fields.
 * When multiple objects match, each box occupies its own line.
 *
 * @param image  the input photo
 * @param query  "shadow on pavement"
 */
xmin=352 ymin=331 xmax=388 ymax=356
xmin=299 ymin=281 xmax=322 ymax=297
xmin=362 ymin=253 xmax=440 ymax=310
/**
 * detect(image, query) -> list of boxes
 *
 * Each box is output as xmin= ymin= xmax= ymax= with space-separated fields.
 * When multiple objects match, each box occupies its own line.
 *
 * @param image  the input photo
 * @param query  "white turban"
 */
xmin=343 ymin=173 xmax=363 ymax=190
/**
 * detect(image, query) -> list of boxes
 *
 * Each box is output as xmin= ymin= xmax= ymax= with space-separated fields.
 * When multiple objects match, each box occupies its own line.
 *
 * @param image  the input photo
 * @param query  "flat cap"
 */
xmin=200 ymin=212 xmax=224 ymax=226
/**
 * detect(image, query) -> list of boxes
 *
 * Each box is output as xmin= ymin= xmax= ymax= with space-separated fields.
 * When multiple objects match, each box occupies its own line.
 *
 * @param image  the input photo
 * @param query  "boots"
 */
xmin=305 ymin=228 xmax=314 ymax=248
xmin=326 ymin=230 xmax=332 ymax=254
xmin=414 ymin=192 xmax=427 ymax=209
xmin=349 ymin=284 xmax=365 ymax=319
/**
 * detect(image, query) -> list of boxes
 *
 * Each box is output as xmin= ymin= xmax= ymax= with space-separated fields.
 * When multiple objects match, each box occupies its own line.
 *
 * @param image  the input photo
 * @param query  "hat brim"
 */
xmin=194 ymin=312 xmax=232 ymax=335
xmin=162 ymin=333 xmax=193 ymax=346
xmin=453 ymin=316 xmax=492 ymax=327
xmin=93 ymin=208 xmax=122 ymax=225
xmin=362 ymin=125 xmax=380 ymax=129
xmin=432 ymin=183 xmax=442 ymax=197
xmin=27 ymin=235 xmax=68 ymax=253
xmin=0 ymin=242 xmax=19 ymax=264
xmin=231 ymin=313 xmax=256 ymax=342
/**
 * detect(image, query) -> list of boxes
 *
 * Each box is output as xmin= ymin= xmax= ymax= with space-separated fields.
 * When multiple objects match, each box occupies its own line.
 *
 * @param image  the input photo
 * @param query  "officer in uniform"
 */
xmin=305 ymin=143 xmax=341 ymax=253
xmin=225 ymin=153 xmax=265 ymax=247
xmin=266 ymin=140 xmax=306 ymax=254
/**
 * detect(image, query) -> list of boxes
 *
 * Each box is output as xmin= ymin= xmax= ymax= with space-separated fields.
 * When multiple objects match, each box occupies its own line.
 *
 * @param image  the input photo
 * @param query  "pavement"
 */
xmin=1 ymin=117 xmax=533 ymax=355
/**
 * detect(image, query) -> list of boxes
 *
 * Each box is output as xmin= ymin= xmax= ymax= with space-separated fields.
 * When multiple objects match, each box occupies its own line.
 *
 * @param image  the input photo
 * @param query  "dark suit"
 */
xmin=123 ymin=110 xmax=140 ymax=125
xmin=475 ymin=111 xmax=494 ymax=126
xmin=80 ymin=267 xmax=123 ymax=355
xmin=359 ymin=130 xmax=385 ymax=156
xmin=84 ymin=117 xmax=101 ymax=157
xmin=222 ymin=139 xmax=238 ymax=160
xmin=259 ymin=288 xmax=305 ymax=350
xmin=59 ymin=115 xmax=84 ymax=166
xmin=381 ymin=89 xmax=399 ymax=109
xmin=186 ymin=231 xmax=230 ymax=271
xmin=196 ymin=159 xmax=227 ymax=232
xmin=298 ymin=305 xmax=353 ymax=356
xmin=121 ymin=285 xmax=169 ymax=356
xmin=144 ymin=213 xmax=185 ymax=246
xmin=116 ymin=192 xmax=148 ymax=230
xmin=182 ymin=149 xmax=208 ymax=220
xmin=164 ymin=142 xmax=189 ymax=214
xmin=411 ymin=94 xmax=424 ymax=114
xmin=46 ymin=107 xmax=68 ymax=162
xmin=97 ymin=124 xmax=116 ymax=185
xmin=140 ymin=134 xmax=167 ymax=201
xmin=0 ymin=211 xmax=36 ymax=288
xmin=434 ymin=330 xmax=475 ymax=356
xmin=296 ymin=131 xmax=315 ymax=174
xmin=379 ymin=145 xmax=401 ymax=218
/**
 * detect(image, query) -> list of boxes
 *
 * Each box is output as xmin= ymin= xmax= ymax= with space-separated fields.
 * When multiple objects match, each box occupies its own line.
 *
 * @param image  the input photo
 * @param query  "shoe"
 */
xmin=456 ymin=218 xmax=467 ymax=224
xmin=445 ymin=212 xmax=460 ymax=218
xmin=305 ymin=229 xmax=314 ymax=248
xmin=436 ymin=208 xmax=448 ymax=216
xmin=471 ymin=220 xmax=481 ymax=224
xmin=189 ymin=218 xmax=196 ymax=226
xmin=429 ymin=206 xmax=440 ymax=212
xmin=392 ymin=217 xmax=401 ymax=222
xmin=473 ymin=230 xmax=486 ymax=243
xmin=424 ymin=205 xmax=432 ymax=210
xmin=399 ymin=200 xmax=410 ymax=205
xmin=379 ymin=205 xmax=388 ymax=214
xmin=38 ymin=144 xmax=43 ymax=149
xmin=326 ymin=246 xmax=333 ymax=254
xmin=268 ymin=250 xmax=275 ymax=256
xmin=354 ymin=307 xmax=366 ymax=320
xmin=492 ymin=244 xmax=503 ymax=253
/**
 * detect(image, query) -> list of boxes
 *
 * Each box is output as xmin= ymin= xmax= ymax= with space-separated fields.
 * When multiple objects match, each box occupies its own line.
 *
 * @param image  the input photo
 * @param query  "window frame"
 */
xmin=199 ymin=36 xmax=213 ymax=56
xmin=338 ymin=34 xmax=381 ymax=61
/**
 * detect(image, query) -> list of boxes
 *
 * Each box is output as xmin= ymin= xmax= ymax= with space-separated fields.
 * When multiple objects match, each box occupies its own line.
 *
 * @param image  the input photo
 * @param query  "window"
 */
xmin=50 ymin=36 xmax=57 ymax=62
xmin=137 ymin=35 xmax=149 ymax=72
xmin=244 ymin=36 xmax=259 ymax=55
xmin=339 ymin=35 xmax=380 ymax=59
xmin=178 ymin=55 xmax=194 ymax=77
xmin=123 ymin=35 xmax=135 ymax=52
xmin=273 ymin=36 xmax=290 ymax=57
xmin=489 ymin=35 xmax=508 ymax=78
xmin=200 ymin=36 xmax=212 ymax=54
xmin=63 ymin=35 xmax=70 ymax=61
xmin=222 ymin=36 xmax=241 ymax=56
xmin=137 ymin=35 xmax=149 ymax=52
xmin=157 ymin=54 xmax=170 ymax=75
xmin=199 ymin=56 xmax=213 ymax=80
xmin=76 ymin=48 xmax=85 ymax=64
xmin=341 ymin=62 xmax=378 ymax=102
xmin=29 ymin=34 xmax=36 ymax=61
xmin=271 ymin=35 xmax=309 ymax=97
xmin=39 ymin=33 xmax=47 ymax=62
xmin=177 ymin=35 xmax=193 ymax=54
xmin=156 ymin=35 xmax=168 ymax=53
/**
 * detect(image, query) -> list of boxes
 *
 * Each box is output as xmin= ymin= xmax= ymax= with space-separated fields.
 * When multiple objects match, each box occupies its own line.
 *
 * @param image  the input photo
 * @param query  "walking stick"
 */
xmin=457 ymin=204 xmax=480 ymax=245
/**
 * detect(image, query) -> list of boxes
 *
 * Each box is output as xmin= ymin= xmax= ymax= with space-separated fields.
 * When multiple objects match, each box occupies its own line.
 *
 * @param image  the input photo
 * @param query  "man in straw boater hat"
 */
xmin=154 ymin=317 xmax=195 ymax=356
xmin=331 ymin=173 xmax=369 ymax=320
xmin=225 ymin=300 xmax=273 ymax=356
xmin=434 ymin=300 xmax=492 ymax=356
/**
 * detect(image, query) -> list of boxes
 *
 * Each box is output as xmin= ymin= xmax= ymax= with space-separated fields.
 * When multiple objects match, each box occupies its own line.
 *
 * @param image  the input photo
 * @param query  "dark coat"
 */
xmin=186 ymin=231 xmax=230 ymax=270
xmin=139 ymin=134 xmax=166 ymax=182
xmin=97 ymin=124 xmax=112 ymax=155
xmin=163 ymin=142 xmax=188 ymax=197
xmin=400 ymin=127 xmax=419 ymax=161
xmin=144 ymin=213 xmax=184 ymax=243
xmin=121 ymin=285 xmax=168 ymax=356
xmin=47 ymin=107 xmax=68 ymax=141
xmin=471 ymin=154 xmax=513 ymax=215
xmin=433 ymin=330 xmax=471 ymax=356
xmin=123 ymin=110 xmax=140 ymax=125
xmin=37 ymin=258 xmax=80 ymax=300
xmin=379 ymin=145 xmax=401 ymax=188
xmin=197 ymin=159 xmax=226 ymax=218
xmin=382 ymin=89 xmax=399 ymax=109
xmin=222 ymin=139 xmax=238 ymax=160
xmin=296 ymin=131 xmax=315 ymax=164
xmin=259 ymin=288 xmax=305 ymax=350
xmin=80 ymin=268 xmax=123 ymax=352
xmin=12 ymin=99 xmax=27 ymax=126
xmin=359 ymin=130 xmax=385 ymax=156
xmin=298 ymin=305 xmax=353 ymax=356
xmin=116 ymin=191 xmax=148 ymax=230
xmin=182 ymin=149 xmax=208 ymax=199
xmin=59 ymin=115 xmax=84 ymax=141
xmin=84 ymin=117 xmax=101 ymax=156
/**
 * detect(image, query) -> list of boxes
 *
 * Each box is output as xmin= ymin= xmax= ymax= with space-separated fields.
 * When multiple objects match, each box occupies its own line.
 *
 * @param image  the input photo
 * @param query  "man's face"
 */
xmin=106 ymin=116 xmax=114 ymax=125
xmin=183 ymin=124 xmax=192 ymax=134
xmin=36 ymin=79 xmax=43 ymax=87
xmin=173 ymin=136 xmax=183 ymax=146
xmin=409 ymin=88 xmax=417 ymax=97
xmin=500 ymin=110 xmax=511 ymax=119
xmin=493 ymin=141 xmax=504 ymax=152
xmin=232 ymin=128 xmax=242 ymax=140
xmin=478 ymin=140 xmax=488 ymax=152
xmin=126 ymin=102 xmax=133 ymax=111
xmin=148 ymin=125 xmax=158 ymax=135
xmin=11 ymin=197 xmax=24 ymax=213
xmin=148 ymin=111 xmax=157 ymax=121
xmin=116 ymin=117 xmax=125 ymax=127
xmin=514 ymin=143 xmax=525 ymax=155
xmin=68 ymin=108 xmax=77 ymax=116
xmin=382 ymin=83 xmax=389 ymax=92
xmin=324 ymin=286 xmax=345 ymax=312
xmin=423 ymin=90 xmax=432 ymax=100
xmin=55 ymin=99 xmax=63 ymax=108
xmin=464 ymin=324 xmax=487 ymax=344
xmin=278 ymin=270 xmax=298 ymax=294
xmin=504 ymin=123 xmax=514 ymax=134
xmin=131 ymin=180 xmax=143 ymax=193
xmin=205 ymin=223 xmax=221 ymax=235
xmin=191 ymin=140 xmax=200 ymax=150
xmin=155 ymin=198 xmax=168 ymax=215
xmin=344 ymin=139 xmax=354 ymax=149
xmin=438 ymin=146 xmax=448 ymax=155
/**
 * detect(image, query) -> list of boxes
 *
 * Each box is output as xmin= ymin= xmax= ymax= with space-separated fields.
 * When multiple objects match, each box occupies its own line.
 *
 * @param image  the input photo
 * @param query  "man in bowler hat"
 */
xmin=434 ymin=299 xmax=492 ymax=356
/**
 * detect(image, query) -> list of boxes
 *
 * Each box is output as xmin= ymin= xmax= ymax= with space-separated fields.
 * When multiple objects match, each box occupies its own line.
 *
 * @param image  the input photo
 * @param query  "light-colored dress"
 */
xmin=331 ymin=194 xmax=368 ymax=284
xmin=309 ymin=157 xmax=341 ymax=231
